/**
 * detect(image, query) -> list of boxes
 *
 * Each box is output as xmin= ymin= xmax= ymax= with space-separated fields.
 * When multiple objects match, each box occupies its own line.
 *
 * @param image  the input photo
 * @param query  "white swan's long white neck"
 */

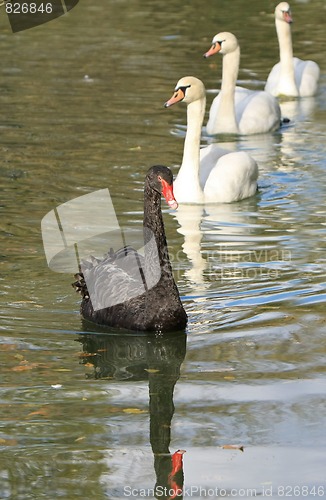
xmin=174 ymin=97 xmax=206 ymax=203
xmin=215 ymin=46 xmax=240 ymax=134
xmin=276 ymin=16 xmax=298 ymax=96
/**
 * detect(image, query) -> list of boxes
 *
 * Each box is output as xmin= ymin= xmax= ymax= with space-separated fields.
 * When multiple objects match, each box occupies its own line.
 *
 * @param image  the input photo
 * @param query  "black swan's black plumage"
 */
xmin=72 ymin=166 xmax=187 ymax=332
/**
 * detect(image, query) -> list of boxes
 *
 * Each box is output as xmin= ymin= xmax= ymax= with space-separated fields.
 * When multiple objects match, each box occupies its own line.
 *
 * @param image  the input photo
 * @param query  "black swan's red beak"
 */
xmin=161 ymin=178 xmax=178 ymax=209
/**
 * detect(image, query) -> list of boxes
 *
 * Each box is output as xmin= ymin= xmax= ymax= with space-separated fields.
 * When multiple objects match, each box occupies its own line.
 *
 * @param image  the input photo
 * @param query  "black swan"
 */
xmin=72 ymin=165 xmax=187 ymax=332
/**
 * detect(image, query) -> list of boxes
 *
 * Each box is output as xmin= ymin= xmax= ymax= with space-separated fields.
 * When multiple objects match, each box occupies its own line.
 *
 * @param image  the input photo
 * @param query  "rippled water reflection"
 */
xmin=0 ymin=0 xmax=325 ymax=498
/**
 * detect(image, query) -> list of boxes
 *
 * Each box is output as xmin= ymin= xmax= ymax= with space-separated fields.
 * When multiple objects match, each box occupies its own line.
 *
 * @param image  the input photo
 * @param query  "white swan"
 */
xmin=204 ymin=32 xmax=281 ymax=136
xmin=164 ymin=76 xmax=258 ymax=204
xmin=265 ymin=2 xmax=320 ymax=97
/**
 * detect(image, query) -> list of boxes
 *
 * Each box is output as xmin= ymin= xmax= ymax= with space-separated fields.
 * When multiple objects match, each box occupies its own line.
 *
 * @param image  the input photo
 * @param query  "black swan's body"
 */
xmin=73 ymin=166 xmax=187 ymax=332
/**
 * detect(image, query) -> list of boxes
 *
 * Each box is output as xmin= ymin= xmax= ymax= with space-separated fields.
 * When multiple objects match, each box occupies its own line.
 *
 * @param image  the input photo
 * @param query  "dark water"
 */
xmin=0 ymin=0 xmax=325 ymax=498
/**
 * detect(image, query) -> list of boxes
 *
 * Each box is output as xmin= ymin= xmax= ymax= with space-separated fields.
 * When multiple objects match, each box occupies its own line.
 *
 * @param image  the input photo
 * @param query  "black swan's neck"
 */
xmin=143 ymin=183 xmax=172 ymax=278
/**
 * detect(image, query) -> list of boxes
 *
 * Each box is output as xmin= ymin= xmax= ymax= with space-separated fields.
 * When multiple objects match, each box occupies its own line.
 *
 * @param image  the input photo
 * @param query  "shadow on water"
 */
xmin=77 ymin=328 xmax=187 ymax=499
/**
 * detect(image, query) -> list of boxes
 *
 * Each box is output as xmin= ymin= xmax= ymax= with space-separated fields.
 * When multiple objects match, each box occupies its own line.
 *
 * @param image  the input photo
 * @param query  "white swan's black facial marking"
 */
xmin=204 ymin=39 xmax=225 ymax=58
xmin=280 ymin=7 xmax=293 ymax=23
xmin=164 ymin=84 xmax=191 ymax=107
xmin=214 ymin=40 xmax=223 ymax=49
xmin=175 ymin=84 xmax=191 ymax=100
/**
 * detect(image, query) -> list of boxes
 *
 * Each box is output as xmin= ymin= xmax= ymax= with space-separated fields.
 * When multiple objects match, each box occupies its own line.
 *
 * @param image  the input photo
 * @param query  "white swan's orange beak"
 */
xmin=203 ymin=42 xmax=221 ymax=58
xmin=164 ymin=88 xmax=186 ymax=108
xmin=161 ymin=178 xmax=178 ymax=210
xmin=283 ymin=10 xmax=293 ymax=23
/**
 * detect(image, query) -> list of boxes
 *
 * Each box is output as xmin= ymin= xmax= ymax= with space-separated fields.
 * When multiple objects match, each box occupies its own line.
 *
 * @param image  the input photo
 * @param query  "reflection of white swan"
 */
xmin=277 ymin=97 xmax=317 ymax=166
xmin=173 ymin=204 xmax=207 ymax=285
xmin=236 ymin=134 xmax=277 ymax=171
xmin=235 ymin=97 xmax=316 ymax=173
xmin=204 ymin=32 xmax=281 ymax=135
xmin=173 ymin=201 xmax=259 ymax=284
xmin=265 ymin=2 xmax=320 ymax=97
xmin=279 ymin=97 xmax=316 ymax=122
xmin=164 ymin=76 xmax=258 ymax=204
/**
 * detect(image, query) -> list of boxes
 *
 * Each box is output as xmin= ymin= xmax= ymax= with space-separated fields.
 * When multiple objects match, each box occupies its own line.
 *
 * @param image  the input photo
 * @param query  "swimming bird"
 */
xmin=164 ymin=76 xmax=258 ymax=204
xmin=73 ymin=166 xmax=187 ymax=332
xmin=265 ymin=2 xmax=320 ymax=97
xmin=204 ymin=32 xmax=281 ymax=135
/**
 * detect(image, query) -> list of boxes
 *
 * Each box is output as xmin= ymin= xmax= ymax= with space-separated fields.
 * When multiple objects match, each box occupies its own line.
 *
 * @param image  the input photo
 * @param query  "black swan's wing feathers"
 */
xmin=72 ymin=272 xmax=89 ymax=299
xmin=72 ymin=245 xmax=147 ymax=307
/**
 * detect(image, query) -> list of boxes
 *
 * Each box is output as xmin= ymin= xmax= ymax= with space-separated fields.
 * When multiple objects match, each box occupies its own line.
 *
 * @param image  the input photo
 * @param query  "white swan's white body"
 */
xmin=204 ymin=32 xmax=281 ymax=136
xmin=164 ymin=76 xmax=258 ymax=204
xmin=265 ymin=2 xmax=320 ymax=97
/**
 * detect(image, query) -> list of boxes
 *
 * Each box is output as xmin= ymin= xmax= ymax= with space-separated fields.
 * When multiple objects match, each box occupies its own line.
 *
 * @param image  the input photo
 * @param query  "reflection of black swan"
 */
xmin=77 ymin=331 xmax=187 ymax=497
xmin=73 ymin=166 xmax=187 ymax=332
